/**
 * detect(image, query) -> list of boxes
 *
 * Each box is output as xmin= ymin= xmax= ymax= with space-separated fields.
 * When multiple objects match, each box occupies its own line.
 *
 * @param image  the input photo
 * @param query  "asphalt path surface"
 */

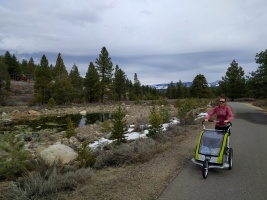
xmin=158 ymin=102 xmax=267 ymax=200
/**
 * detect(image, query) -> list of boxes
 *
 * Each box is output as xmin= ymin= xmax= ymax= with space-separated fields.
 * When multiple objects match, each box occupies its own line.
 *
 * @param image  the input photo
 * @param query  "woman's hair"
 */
xmin=220 ymin=94 xmax=227 ymax=102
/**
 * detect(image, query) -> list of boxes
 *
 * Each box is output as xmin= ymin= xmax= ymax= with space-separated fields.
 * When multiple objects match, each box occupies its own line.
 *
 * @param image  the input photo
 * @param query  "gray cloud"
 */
xmin=0 ymin=0 xmax=266 ymax=84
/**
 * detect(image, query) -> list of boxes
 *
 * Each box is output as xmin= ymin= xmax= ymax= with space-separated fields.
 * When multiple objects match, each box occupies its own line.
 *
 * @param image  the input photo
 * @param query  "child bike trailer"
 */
xmin=192 ymin=120 xmax=233 ymax=179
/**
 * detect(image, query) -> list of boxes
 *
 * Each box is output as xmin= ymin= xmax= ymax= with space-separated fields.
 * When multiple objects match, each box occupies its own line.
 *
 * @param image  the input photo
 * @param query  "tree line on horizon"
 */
xmin=0 ymin=47 xmax=267 ymax=105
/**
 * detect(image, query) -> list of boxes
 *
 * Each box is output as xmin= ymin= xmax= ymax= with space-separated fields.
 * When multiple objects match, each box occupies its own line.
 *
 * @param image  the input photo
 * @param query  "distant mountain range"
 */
xmin=150 ymin=80 xmax=221 ymax=90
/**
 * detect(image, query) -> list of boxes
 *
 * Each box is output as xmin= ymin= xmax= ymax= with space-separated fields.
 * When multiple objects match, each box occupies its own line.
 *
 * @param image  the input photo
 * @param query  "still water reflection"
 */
xmin=0 ymin=113 xmax=112 ymax=133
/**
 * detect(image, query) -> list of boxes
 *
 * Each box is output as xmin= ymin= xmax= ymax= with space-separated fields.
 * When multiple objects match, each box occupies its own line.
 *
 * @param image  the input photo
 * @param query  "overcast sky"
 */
xmin=1 ymin=0 xmax=267 ymax=85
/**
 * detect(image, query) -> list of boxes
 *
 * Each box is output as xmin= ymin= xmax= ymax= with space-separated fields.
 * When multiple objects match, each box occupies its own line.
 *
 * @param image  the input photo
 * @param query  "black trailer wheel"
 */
xmin=202 ymin=160 xmax=209 ymax=179
xmin=228 ymin=148 xmax=233 ymax=170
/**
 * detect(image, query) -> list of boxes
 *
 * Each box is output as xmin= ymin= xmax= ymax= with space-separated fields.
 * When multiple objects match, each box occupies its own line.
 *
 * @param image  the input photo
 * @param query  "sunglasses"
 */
xmin=219 ymin=101 xmax=225 ymax=103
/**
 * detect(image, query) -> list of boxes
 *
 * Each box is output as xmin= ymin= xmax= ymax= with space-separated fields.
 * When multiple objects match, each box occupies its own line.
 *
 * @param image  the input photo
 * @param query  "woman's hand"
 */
xmin=224 ymin=120 xmax=229 ymax=123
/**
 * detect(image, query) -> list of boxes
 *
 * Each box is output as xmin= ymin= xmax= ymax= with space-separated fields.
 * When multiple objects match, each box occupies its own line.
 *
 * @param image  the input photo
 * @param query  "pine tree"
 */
xmin=247 ymin=50 xmax=267 ymax=98
xmin=114 ymin=65 xmax=127 ymax=101
xmin=4 ymin=51 xmax=13 ymax=76
xmin=176 ymin=80 xmax=184 ymax=98
xmin=190 ymin=74 xmax=210 ymax=98
xmin=4 ymin=52 xmax=21 ymax=79
xmin=11 ymin=54 xmax=21 ymax=76
xmin=34 ymin=55 xmax=52 ymax=104
xmin=147 ymin=106 xmax=163 ymax=139
xmin=66 ymin=117 xmax=76 ymax=139
xmin=166 ymin=81 xmax=176 ymax=99
xmin=220 ymin=60 xmax=247 ymax=100
xmin=51 ymin=53 xmax=74 ymax=104
xmin=70 ymin=64 xmax=83 ymax=102
xmin=110 ymin=105 xmax=128 ymax=144
xmin=19 ymin=57 xmax=36 ymax=80
xmin=133 ymin=73 xmax=142 ymax=99
xmin=52 ymin=53 xmax=69 ymax=81
xmin=20 ymin=59 xmax=28 ymax=75
xmin=95 ymin=47 xmax=114 ymax=103
xmin=0 ymin=132 xmax=32 ymax=180
xmin=84 ymin=62 xmax=100 ymax=103
xmin=28 ymin=57 xmax=36 ymax=77
xmin=0 ymin=56 xmax=11 ymax=105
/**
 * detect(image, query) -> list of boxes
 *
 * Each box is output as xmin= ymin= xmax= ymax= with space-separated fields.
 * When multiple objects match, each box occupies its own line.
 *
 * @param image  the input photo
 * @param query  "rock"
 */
xmin=69 ymin=136 xmax=78 ymax=144
xmin=1 ymin=112 xmax=7 ymax=117
xmin=61 ymin=138 xmax=69 ymax=145
xmin=80 ymin=110 xmax=86 ymax=115
xmin=12 ymin=110 xmax=20 ymax=115
xmin=28 ymin=110 xmax=41 ymax=116
xmin=24 ymin=134 xmax=32 ymax=141
xmin=39 ymin=144 xmax=78 ymax=165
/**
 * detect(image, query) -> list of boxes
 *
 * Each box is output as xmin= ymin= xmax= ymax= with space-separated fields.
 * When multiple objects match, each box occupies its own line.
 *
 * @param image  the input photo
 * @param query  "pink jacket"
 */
xmin=206 ymin=105 xmax=234 ymax=127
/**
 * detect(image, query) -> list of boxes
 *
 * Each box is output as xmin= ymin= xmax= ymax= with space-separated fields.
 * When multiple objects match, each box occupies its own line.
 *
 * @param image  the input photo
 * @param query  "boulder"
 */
xmin=39 ymin=144 xmax=78 ymax=165
xmin=80 ymin=110 xmax=86 ymax=115
xmin=28 ymin=110 xmax=41 ymax=116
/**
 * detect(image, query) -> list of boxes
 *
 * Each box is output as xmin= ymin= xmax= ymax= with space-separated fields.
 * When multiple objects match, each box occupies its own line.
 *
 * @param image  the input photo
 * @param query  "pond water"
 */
xmin=0 ymin=113 xmax=112 ymax=134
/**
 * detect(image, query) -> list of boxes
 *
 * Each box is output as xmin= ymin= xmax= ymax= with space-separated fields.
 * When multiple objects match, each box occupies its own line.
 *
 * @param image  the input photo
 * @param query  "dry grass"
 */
xmin=252 ymin=99 xmax=267 ymax=109
xmin=93 ymin=124 xmax=187 ymax=169
xmin=1 ymin=167 xmax=93 ymax=200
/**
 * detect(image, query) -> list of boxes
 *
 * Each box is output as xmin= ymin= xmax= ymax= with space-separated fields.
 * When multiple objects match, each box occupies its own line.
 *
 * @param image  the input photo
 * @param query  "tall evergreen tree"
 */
xmin=84 ymin=62 xmax=100 ymax=103
xmin=176 ymin=80 xmax=184 ymax=98
xmin=95 ymin=47 xmax=114 ymax=103
xmin=51 ymin=53 xmax=74 ymax=104
xmin=133 ymin=73 xmax=142 ymax=99
xmin=166 ymin=81 xmax=176 ymax=99
xmin=4 ymin=51 xmax=12 ymax=76
xmin=52 ymin=53 xmax=69 ymax=80
xmin=20 ymin=57 xmax=36 ymax=79
xmin=11 ymin=54 xmax=21 ymax=76
xmin=20 ymin=59 xmax=28 ymax=78
xmin=34 ymin=55 xmax=52 ymax=104
xmin=4 ymin=52 xmax=20 ymax=79
xmin=114 ymin=65 xmax=127 ymax=101
xmin=247 ymin=50 xmax=267 ymax=98
xmin=0 ymin=56 xmax=11 ymax=105
xmin=28 ymin=57 xmax=36 ymax=81
xmin=190 ymin=74 xmax=210 ymax=98
xmin=220 ymin=60 xmax=246 ymax=100
xmin=110 ymin=105 xmax=128 ymax=144
xmin=70 ymin=64 xmax=83 ymax=102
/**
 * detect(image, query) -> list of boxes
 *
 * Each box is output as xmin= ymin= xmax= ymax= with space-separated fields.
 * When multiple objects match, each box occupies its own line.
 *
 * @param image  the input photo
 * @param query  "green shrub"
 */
xmin=65 ymin=117 xmax=76 ymax=139
xmin=0 ymin=132 xmax=33 ymax=180
xmin=110 ymin=105 xmax=128 ymax=144
xmin=158 ymin=97 xmax=168 ymax=106
xmin=160 ymin=105 xmax=170 ymax=123
xmin=101 ymin=120 xmax=112 ymax=133
xmin=147 ymin=106 xmax=163 ymax=139
xmin=77 ymin=141 xmax=96 ymax=168
xmin=177 ymin=98 xmax=196 ymax=126
xmin=48 ymin=97 xmax=56 ymax=107
xmin=134 ymin=99 xmax=142 ymax=105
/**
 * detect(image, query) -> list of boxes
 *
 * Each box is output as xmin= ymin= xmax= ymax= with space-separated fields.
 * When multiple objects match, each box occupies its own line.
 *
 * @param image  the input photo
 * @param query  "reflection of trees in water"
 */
xmin=0 ymin=113 xmax=113 ymax=134
xmin=83 ymin=113 xmax=112 ymax=126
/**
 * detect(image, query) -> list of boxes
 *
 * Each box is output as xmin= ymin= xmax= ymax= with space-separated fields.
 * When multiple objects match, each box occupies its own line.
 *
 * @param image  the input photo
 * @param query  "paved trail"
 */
xmin=158 ymin=102 xmax=267 ymax=200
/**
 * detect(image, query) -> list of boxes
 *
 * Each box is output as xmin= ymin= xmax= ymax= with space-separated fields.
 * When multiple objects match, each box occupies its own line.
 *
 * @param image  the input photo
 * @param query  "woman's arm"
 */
xmin=205 ymin=107 xmax=216 ymax=120
xmin=227 ymin=106 xmax=234 ymax=122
